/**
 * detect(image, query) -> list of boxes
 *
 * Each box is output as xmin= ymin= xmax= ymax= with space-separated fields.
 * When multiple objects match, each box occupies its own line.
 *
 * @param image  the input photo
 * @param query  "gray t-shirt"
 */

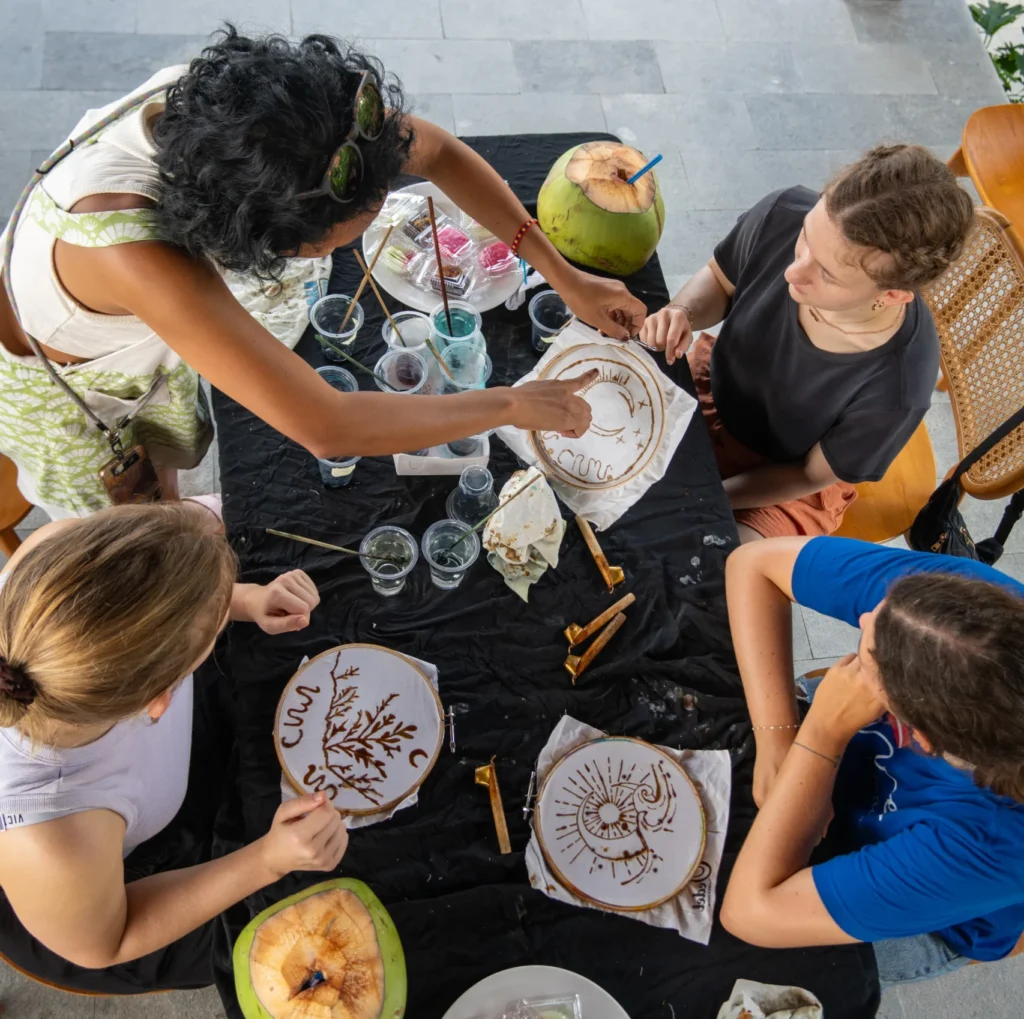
xmin=711 ymin=186 xmax=939 ymax=484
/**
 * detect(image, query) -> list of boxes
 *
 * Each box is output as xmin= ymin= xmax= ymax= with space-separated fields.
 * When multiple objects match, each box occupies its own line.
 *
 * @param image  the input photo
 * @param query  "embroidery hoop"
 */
xmin=274 ymin=644 xmax=444 ymax=816
xmin=528 ymin=343 xmax=667 ymax=492
xmin=534 ymin=736 xmax=706 ymax=912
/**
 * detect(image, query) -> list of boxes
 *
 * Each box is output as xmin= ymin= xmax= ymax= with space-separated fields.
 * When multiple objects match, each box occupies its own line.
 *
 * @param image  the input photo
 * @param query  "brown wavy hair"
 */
xmin=873 ymin=573 xmax=1024 ymax=801
xmin=0 ymin=503 xmax=237 ymax=742
xmin=827 ymin=144 xmax=974 ymax=291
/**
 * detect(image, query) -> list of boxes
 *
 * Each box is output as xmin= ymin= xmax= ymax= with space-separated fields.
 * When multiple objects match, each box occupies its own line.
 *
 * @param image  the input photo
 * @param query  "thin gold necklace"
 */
xmin=808 ymin=304 xmax=905 ymax=336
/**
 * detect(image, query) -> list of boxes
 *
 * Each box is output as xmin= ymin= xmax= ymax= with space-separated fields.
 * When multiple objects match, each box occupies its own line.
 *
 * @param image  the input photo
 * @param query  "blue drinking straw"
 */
xmin=626 ymin=154 xmax=663 ymax=186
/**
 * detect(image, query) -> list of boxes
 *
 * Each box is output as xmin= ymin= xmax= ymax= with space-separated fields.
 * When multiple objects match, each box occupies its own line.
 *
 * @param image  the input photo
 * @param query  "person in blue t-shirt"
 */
xmin=718 ymin=535 xmax=1024 ymax=987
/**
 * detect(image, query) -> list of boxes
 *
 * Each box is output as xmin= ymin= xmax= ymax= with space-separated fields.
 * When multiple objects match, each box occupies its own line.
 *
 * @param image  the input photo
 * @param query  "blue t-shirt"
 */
xmin=791 ymin=537 xmax=1024 ymax=961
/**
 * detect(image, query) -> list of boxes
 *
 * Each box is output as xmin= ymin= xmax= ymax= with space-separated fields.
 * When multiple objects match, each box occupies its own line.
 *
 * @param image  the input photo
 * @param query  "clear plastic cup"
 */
xmin=421 ymin=519 xmax=481 ymax=590
xmin=441 ymin=343 xmax=492 ymax=393
xmin=429 ymin=299 xmax=484 ymax=352
xmin=444 ymin=435 xmax=484 ymax=458
xmin=528 ymin=289 xmax=572 ymax=354
xmin=314 ymin=367 xmax=361 ymax=486
xmin=310 ymin=294 xmax=364 ymax=361
xmin=359 ymin=526 xmax=418 ymax=596
xmin=374 ymin=349 xmax=428 ymax=395
xmin=446 ymin=464 xmax=499 ymax=524
xmin=381 ymin=311 xmax=432 ymax=350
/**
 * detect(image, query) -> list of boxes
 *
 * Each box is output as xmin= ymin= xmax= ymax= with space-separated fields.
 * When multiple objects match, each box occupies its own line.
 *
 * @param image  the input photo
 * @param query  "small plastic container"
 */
xmin=429 ymin=299 xmax=484 ymax=352
xmin=479 ymin=240 xmax=518 ymax=278
xmin=310 ymin=293 xmax=363 ymax=359
xmin=378 ymin=242 xmax=421 ymax=278
xmin=528 ymin=289 xmax=572 ymax=354
xmin=376 ymin=192 xmax=424 ymax=227
xmin=420 ymin=259 xmax=472 ymax=299
xmin=441 ymin=343 xmax=492 ymax=393
xmin=435 ymin=224 xmax=472 ymax=258
xmin=406 ymin=208 xmax=455 ymax=247
xmin=314 ymin=366 xmax=361 ymax=485
xmin=360 ymin=526 xmax=419 ymax=597
xmin=421 ymin=519 xmax=480 ymax=590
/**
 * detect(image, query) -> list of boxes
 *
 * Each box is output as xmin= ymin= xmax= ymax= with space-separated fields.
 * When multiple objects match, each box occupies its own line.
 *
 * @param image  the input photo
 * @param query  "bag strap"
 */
xmin=950 ymin=404 xmax=1024 ymax=484
xmin=1 ymin=83 xmax=169 ymax=453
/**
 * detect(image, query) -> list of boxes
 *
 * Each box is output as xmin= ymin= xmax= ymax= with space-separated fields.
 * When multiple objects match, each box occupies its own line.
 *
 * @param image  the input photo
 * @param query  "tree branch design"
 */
xmin=319 ymin=652 xmax=419 ymax=806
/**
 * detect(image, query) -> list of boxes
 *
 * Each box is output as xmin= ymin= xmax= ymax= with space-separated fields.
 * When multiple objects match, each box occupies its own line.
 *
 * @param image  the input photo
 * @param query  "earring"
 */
xmin=147 ymin=715 xmax=160 ymax=726
xmin=872 ymin=300 xmax=885 ymax=312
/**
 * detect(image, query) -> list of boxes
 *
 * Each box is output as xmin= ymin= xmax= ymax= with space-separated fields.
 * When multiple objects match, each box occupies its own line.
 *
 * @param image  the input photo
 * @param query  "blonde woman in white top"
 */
xmin=0 ymin=502 xmax=343 ymax=992
xmin=0 ymin=27 xmax=646 ymax=519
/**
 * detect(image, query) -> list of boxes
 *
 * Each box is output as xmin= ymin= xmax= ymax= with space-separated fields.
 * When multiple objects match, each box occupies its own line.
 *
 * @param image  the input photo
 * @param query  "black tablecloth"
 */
xmin=208 ymin=134 xmax=880 ymax=1019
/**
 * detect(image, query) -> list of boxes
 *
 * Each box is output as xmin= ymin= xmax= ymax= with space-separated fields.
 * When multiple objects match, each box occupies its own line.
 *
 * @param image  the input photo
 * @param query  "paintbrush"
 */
xmin=337 ymin=223 xmax=394 ymax=333
xmin=317 ymin=336 xmax=399 ymax=392
xmin=440 ymin=469 xmax=540 ymax=555
xmin=425 ymin=196 xmax=454 ymax=338
xmin=266 ymin=528 xmax=405 ymax=565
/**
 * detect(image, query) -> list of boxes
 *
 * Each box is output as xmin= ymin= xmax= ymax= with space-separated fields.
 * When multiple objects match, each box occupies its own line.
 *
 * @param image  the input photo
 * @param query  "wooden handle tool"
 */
xmin=474 ymin=758 xmax=512 ymax=854
xmin=564 ymin=611 xmax=627 ymax=683
xmin=564 ymin=591 xmax=636 ymax=647
xmin=575 ymin=515 xmax=624 ymax=593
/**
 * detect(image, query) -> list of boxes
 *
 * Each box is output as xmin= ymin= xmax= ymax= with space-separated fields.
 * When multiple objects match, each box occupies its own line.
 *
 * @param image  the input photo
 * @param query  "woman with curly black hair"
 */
xmin=0 ymin=27 xmax=646 ymax=518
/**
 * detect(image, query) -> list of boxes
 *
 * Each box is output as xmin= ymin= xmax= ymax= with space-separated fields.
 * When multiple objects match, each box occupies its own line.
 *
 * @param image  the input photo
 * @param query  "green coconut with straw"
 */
xmin=537 ymin=141 xmax=665 ymax=277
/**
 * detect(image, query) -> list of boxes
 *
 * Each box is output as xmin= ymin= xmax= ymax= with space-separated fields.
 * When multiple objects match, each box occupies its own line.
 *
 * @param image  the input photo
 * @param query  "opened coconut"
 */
xmin=537 ymin=142 xmax=665 ymax=277
xmin=234 ymin=878 xmax=406 ymax=1019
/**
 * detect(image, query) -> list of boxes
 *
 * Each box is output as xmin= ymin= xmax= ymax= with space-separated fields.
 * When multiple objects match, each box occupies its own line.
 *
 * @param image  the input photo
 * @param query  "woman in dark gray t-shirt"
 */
xmin=638 ymin=144 xmax=973 ymax=542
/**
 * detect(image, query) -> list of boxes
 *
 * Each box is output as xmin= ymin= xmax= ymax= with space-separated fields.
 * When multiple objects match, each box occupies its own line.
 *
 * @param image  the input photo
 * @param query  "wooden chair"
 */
xmin=922 ymin=208 xmax=1024 ymax=502
xmin=948 ymin=104 xmax=1024 ymax=241
xmin=0 ymin=452 xmax=32 ymax=556
xmin=834 ymin=421 xmax=936 ymax=544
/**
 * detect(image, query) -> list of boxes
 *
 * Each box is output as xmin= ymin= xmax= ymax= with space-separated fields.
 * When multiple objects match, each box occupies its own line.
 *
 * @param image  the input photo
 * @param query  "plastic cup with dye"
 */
xmin=421 ymin=519 xmax=481 ymax=590
xmin=429 ymin=299 xmax=484 ymax=352
xmin=313 ymin=366 xmax=361 ymax=487
xmin=446 ymin=464 xmax=499 ymax=524
xmin=444 ymin=435 xmax=484 ymax=458
xmin=381 ymin=311 xmax=443 ymax=394
xmin=310 ymin=294 xmax=364 ymax=361
xmin=374 ymin=348 xmax=428 ymax=394
xmin=359 ymin=526 xmax=419 ymax=597
xmin=528 ymin=289 xmax=572 ymax=354
xmin=441 ymin=343 xmax=492 ymax=393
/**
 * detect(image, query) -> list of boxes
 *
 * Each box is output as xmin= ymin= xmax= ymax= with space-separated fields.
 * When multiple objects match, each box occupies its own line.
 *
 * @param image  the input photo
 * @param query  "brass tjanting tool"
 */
xmin=564 ymin=611 xmax=627 ymax=683
xmin=564 ymin=591 xmax=636 ymax=647
xmin=475 ymin=758 xmax=512 ymax=854
xmin=575 ymin=515 xmax=624 ymax=593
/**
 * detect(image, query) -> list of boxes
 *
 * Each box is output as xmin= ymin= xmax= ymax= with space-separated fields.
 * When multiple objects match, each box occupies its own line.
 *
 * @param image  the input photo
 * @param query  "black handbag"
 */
xmin=908 ymin=405 xmax=1024 ymax=563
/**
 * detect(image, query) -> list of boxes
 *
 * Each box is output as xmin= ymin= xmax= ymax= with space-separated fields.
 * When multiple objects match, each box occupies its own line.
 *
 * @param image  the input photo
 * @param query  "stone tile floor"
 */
xmin=2 ymin=0 xmax=1023 ymax=1015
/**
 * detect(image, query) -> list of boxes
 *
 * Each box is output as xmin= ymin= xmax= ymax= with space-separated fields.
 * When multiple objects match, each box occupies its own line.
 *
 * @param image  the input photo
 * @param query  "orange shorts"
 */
xmin=687 ymin=332 xmax=857 ymax=539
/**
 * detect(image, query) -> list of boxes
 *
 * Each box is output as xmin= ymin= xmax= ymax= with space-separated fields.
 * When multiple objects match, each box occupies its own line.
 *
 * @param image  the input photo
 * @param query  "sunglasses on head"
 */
xmin=297 ymin=71 xmax=386 ymax=204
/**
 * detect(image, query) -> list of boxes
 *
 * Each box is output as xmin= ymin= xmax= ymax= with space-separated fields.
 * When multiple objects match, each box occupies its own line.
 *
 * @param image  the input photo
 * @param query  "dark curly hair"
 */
xmin=826 ymin=144 xmax=974 ymax=291
xmin=153 ymin=26 xmax=413 ymax=278
xmin=873 ymin=573 xmax=1024 ymax=801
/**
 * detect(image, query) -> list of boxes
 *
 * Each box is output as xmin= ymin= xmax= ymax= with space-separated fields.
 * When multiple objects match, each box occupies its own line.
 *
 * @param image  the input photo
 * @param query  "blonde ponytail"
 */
xmin=0 ymin=503 xmax=237 ymax=742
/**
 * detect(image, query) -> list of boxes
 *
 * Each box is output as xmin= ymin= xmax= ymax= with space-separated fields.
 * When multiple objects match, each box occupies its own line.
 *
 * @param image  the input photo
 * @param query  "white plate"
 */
xmin=529 ymin=343 xmax=666 ymax=492
xmin=535 ymin=737 xmax=705 ymax=913
xmin=274 ymin=644 xmax=443 ymax=816
xmin=362 ymin=181 xmax=523 ymax=314
xmin=442 ymin=965 xmax=630 ymax=1019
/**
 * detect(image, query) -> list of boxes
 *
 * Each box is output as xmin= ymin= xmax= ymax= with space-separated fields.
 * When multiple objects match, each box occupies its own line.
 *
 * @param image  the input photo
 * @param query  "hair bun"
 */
xmin=0 ymin=660 xmax=35 ymax=705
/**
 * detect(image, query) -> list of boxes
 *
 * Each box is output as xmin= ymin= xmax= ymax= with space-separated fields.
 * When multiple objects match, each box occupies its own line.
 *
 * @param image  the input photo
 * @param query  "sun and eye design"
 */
xmin=550 ymin=754 xmax=678 ymax=888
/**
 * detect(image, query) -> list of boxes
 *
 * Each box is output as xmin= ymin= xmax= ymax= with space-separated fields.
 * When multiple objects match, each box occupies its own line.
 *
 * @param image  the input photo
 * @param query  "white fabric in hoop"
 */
xmin=496 ymin=321 xmax=696 ymax=530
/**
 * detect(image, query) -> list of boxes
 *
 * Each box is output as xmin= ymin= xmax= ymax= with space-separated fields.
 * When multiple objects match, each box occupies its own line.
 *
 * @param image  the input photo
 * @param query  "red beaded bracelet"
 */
xmin=510 ymin=217 xmax=539 ymax=257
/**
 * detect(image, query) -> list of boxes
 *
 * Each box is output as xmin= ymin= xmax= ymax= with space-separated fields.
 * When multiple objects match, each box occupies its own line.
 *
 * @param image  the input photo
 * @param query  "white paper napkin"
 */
xmin=525 ymin=715 xmax=731 ymax=945
xmin=496 ymin=321 xmax=697 ymax=530
xmin=280 ymin=652 xmax=441 ymax=829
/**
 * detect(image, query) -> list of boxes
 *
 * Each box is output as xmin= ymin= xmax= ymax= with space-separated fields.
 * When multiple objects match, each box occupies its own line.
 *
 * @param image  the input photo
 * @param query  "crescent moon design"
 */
xmin=409 ymin=749 xmax=428 ymax=768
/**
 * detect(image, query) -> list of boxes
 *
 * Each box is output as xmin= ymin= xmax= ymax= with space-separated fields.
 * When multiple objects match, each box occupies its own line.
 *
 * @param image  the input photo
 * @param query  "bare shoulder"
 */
xmin=0 ymin=809 xmax=127 ymax=963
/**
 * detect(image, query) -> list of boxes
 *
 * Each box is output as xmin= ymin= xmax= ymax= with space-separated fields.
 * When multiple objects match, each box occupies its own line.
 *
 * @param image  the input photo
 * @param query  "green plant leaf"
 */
xmin=971 ymin=1 xmax=1024 ymax=37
